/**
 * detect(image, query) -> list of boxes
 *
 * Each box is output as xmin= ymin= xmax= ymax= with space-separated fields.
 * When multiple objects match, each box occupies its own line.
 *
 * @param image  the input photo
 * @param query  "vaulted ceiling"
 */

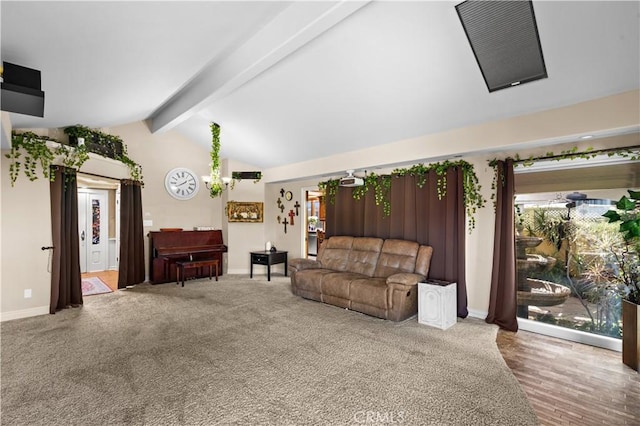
xmin=2 ymin=1 xmax=639 ymax=169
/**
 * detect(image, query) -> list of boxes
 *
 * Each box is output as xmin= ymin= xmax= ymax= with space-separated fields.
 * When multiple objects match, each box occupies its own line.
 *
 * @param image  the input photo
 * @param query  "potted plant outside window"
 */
xmin=603 ymin=189 xmax=640 ymax=371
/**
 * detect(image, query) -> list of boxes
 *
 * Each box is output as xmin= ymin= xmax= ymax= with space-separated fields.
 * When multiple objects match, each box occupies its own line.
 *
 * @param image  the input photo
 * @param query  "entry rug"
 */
xmin=81 ymin=277 xmax=113 ymax=296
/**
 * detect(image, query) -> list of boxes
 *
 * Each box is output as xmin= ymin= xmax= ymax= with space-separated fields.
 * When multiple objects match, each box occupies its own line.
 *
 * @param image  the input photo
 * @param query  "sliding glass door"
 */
xmin=513 ymin=156 xmax=640 ymax=349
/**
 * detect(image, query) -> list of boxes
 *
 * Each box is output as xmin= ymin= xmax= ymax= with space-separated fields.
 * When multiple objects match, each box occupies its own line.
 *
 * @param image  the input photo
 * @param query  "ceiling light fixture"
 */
xmin=202 ymin=175 xmax=232 ymax=190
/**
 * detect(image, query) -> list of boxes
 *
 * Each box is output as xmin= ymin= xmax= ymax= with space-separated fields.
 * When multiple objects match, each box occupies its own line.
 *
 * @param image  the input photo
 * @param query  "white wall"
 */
xmin=263 ymin=178 xmax=325 ymax=260
xmin=264 ymin=90 xmax=640 ymax=183
xmin=221 ymin=159 xmax=266 ymax=274
xmin=0 ymin=153 xmax=52 ymax=320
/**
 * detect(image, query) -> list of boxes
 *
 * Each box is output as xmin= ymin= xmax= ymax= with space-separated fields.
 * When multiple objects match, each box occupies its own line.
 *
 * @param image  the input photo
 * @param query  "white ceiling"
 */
xmin=2 ymin=1 xmax=639 ymax=169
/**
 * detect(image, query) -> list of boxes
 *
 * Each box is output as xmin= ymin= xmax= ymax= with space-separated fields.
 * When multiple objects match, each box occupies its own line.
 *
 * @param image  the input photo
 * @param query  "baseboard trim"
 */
xmin=227 ymin=269 xmax=249 ymax=275
xmin=518 ymin=318 xmax=622 ymax=352
xmin=227 ymin=269 xmax=290 ymax=278
xmin=467 ymin=309 xmax=488 ymax=320
xmin=1 ymin=306 xmax=49 ymax=322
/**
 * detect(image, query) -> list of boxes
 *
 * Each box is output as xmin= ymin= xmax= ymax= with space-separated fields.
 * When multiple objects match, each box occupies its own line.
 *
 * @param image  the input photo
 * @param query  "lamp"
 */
xmin=202 ymin=175 xmax=232 ymax=190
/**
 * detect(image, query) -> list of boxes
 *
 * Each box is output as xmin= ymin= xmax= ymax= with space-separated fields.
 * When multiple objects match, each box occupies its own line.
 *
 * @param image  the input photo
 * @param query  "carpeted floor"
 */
xmin=81 ymin=276 xmax=113 ymax=296
xmin=0 ymin=275 xmax=537 ymax=425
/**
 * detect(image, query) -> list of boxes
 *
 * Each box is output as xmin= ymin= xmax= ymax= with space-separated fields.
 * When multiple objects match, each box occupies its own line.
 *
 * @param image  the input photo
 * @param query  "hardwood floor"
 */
xmin=81 ymin=270 xmax=119 ymax=291
xmin=497 ymin=329 xmax=639 ymax=425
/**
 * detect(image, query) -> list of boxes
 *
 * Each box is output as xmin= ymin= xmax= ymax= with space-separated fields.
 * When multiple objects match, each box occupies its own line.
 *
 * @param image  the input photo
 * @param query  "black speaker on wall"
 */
xmin=456 ymin=0 xmax=547 ymax=92
xmin=232 ymin=171 xmax=262 ymax=181
xmin=1 ymin=62 xmax=45 ymax=117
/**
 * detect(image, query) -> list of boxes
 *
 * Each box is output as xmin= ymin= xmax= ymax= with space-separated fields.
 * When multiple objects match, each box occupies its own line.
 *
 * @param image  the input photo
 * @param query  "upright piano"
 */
xmin=148 ymin=230 xmax=227 ymax=284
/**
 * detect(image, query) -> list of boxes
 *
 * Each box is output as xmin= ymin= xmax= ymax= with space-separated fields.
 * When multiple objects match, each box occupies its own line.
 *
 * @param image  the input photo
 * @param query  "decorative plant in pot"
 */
xmin=603 ymin=189 xmax=640 ymax=371
xmin=308 ymin=216 xmax=318 ymax=231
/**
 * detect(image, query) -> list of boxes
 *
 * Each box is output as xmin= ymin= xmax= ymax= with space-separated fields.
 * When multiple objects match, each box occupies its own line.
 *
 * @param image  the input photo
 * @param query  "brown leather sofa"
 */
xmin=288 ymin=236 xmax=433 ymax=321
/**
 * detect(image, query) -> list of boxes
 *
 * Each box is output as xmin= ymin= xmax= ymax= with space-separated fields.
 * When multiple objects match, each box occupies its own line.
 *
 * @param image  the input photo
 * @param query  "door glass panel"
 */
xmin=92 ymin=199 xmax=100 ymax=245
xmin=515 ymin=191 xmax=624 ymax=339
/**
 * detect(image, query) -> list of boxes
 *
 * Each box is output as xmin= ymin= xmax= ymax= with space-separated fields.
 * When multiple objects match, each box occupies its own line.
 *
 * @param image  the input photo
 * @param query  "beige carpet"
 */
xmin=1 ymin=275 xmax=537 ymax=425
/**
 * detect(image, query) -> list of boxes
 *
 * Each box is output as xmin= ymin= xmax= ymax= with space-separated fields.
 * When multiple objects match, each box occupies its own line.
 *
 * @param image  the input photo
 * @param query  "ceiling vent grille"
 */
xmin=456 ymin=0 xmax=547 ymax=92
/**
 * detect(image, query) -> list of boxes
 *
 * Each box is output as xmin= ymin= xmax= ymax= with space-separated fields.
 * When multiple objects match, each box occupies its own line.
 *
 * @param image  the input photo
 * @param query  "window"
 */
xmin=513 ymin=157 xmax=640 ymax=349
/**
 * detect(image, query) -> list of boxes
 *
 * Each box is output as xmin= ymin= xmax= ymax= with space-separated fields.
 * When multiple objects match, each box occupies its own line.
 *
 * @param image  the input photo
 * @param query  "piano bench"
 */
xmin=175 ymin=259 xmax=219 ymax=287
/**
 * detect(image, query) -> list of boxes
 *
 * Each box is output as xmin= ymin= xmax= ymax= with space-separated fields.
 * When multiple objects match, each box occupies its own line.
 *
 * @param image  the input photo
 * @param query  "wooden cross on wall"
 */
xmin=288 ymin=209 xmax=295 ymax=226
xmin=282 ymin=217 xmax=288 ymax=233
xmin=293 ymin=201 xmax=301 ymax=216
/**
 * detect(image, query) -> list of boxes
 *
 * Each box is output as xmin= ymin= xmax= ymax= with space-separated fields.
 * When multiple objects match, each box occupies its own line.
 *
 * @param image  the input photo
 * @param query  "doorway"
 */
xmin=513 ymin=156 xmax=640 ymax=350
xmin=78 ymin=189 xmax=108 ymax=273
xmin=77 ymin=174 xmax=120 ymax=292
xmin=304 ymin=189 xmax=325 ymax=258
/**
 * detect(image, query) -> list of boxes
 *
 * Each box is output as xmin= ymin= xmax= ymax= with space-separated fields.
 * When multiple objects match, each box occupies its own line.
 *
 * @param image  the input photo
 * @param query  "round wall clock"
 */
xmin=165 ymin=167 xmax=199 ymax=200
xmin=285 ymin=191 xmax=293 ymax=201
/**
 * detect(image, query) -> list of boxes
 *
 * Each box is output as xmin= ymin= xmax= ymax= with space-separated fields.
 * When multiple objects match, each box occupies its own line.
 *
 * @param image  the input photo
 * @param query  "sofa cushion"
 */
xmin=345 ymin=237 xmax=383 ymax=277
xmin=373 ymin=239 xmax=420 ymax=278
xmin=321 ymin=272 xmax=367 ymax=299
xmin=349 ymin=278 xmax=388 ymax=310
xmin=318 ymin=236 xmax=354 ymax=272
xmin=295 ymin=269 xmax=334 ymax=294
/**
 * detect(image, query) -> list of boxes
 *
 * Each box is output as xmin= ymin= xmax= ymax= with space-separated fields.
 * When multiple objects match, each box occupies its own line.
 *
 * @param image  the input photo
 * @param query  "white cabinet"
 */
xmin=418 ymin=281 xmax=457 ymax=330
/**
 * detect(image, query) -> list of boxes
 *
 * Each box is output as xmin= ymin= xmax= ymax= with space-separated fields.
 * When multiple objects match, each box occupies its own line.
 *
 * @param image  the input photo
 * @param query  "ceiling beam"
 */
xmin=149 ymin=1 xmax=370 ymax=134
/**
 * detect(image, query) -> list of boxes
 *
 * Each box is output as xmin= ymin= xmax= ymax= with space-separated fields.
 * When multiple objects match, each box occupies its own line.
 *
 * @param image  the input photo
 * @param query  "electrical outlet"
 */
xmin=24 ymin=289 xmax=32 ymax=298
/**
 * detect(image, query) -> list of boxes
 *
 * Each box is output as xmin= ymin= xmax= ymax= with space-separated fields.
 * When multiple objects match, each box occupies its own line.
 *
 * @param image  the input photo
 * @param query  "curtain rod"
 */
xmin=513 ymin=144 xmax=640 ymax=165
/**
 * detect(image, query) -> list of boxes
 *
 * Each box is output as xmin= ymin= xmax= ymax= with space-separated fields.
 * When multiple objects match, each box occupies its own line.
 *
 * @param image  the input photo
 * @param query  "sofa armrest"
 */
xmin=386 ymin=273 xmax=425 ymax=314
xmin=386 ymin=272 xmax=425 ymax=289
xmin=288 ymin=258 xmax=322 ymax=273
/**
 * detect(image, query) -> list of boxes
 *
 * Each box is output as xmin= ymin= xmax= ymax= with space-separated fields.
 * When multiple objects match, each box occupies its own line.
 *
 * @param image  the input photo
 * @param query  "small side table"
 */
xmin=250 ymin=250 xmax=288 ymax=281
xmin=418 ymin=280 xmax=457 ymax=330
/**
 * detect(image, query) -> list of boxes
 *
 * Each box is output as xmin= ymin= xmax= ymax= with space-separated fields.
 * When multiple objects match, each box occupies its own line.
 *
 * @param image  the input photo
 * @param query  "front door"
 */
xmin=78 ymin=189 xmax=108 ymax=273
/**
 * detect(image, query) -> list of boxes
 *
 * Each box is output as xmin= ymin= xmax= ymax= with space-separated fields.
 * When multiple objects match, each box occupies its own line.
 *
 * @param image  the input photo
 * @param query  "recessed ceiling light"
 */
xmin=581 ymin=135 xmax=593 ymax=139
xmin=510 ymin=81 xmax=521 ymax=86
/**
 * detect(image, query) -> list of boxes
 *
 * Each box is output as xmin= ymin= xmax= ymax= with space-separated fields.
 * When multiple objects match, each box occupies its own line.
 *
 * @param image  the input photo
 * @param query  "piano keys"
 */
xmin=148 ymin=230 xmax=227 ymax=284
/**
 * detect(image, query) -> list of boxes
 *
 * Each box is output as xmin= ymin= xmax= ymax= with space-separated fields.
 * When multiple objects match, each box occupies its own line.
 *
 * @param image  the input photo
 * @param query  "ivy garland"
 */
xmin=208 ymin=122 xmax=223 ymax=198
xmin=6 ymin=129 xmax=143 ymax=185
xmin=64 ymin=125 xmax=143 ymax=182
xmin=6 ymin=132 xmax=56 ymax=184
xmin=488 ymin=145 xmax=640 ymax=204
xmin=318 ymin=160 xmax=486 ymax=232
xmin=6 ymin=131 xmax=90 ymax=185
xmin=318 ymin=179 xmax=339 ymax=205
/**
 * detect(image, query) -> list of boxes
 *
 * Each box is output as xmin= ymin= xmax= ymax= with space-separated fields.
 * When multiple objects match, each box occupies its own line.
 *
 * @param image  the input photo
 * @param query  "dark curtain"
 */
xmin=49 ymin=166 xmax=82 ymax=314
xmin=118 ymin=179 xmax=145 ymax=289
xmin=325 ymin=167 xmax=468 ymax=317
xmin=485 ymin=159 xmax=518 ymax=331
